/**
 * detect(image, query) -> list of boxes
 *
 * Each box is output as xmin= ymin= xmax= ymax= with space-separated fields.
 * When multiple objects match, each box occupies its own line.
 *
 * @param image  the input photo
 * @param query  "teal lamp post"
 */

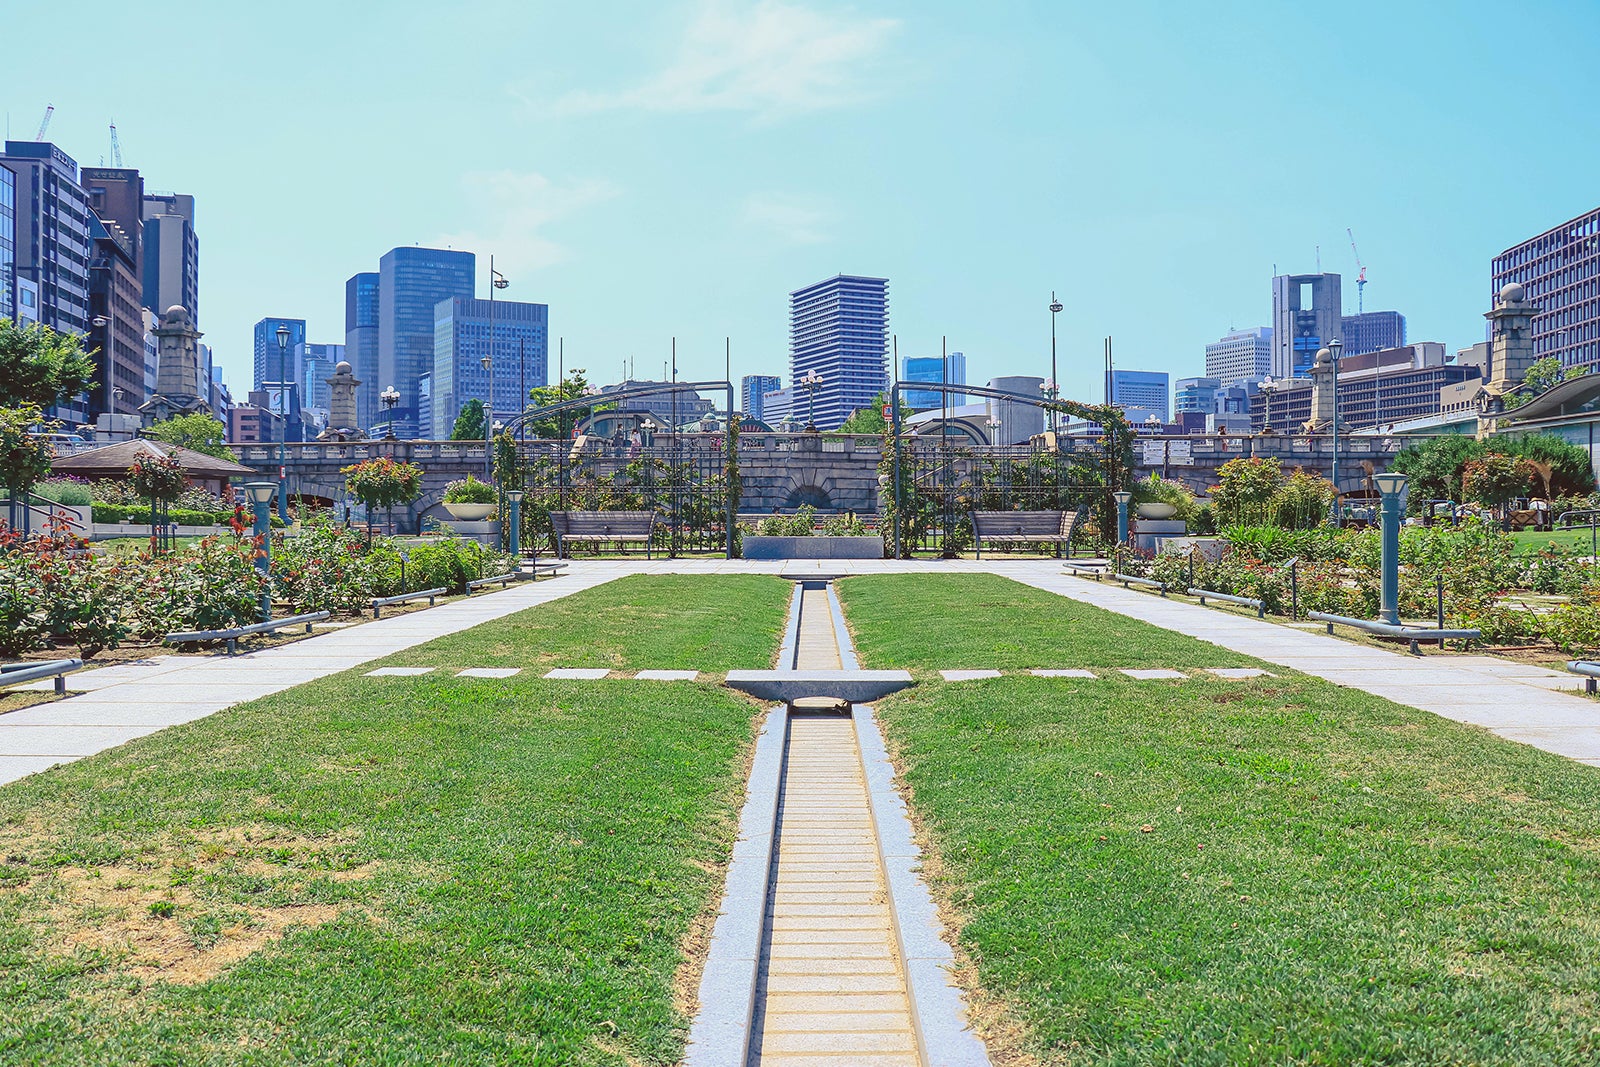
xmin=1113 ymin=490 xmax=1133 ymax=545
xmin=505 ymin=489 xmax=524 ymax=558
xmin=242 ymin=481 xmax=278 ymax=621
xmin=1373 ymin=470 xmax=1408 ymax=624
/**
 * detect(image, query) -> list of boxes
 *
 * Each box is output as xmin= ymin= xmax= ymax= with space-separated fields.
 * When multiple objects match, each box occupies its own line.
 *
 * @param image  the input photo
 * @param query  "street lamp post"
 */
xmin=275 ymin=324 xmax=291 ymax=525
xmin=485 ymin=259 xmax=509 ymax=480
xmin=1329 ymin=337 xmax=1344 ymax=526
xmin=242 ymin=481 xmax=278 ymax=622
xmin=1373 ymin=471 xmax=1408 ymax=624
xmin=380 ymin=386 xmax=399 ymax=440
xmin=1114 ymin=490 xmax=1133 ymax=546
xmin=800 ymin=371 xmax=823 ymax=431
xmin=505 ymin=489 xmax=525 ymax=558
xmin=1049 ymin=292 xmax=1063 ymax=434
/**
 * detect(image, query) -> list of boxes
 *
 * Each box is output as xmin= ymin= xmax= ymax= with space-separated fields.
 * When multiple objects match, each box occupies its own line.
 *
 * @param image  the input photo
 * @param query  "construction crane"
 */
xmin=109 ymin=123 xmax=123 ymax=166
xmin=35 ymin=104 xmax=53 ymax=141
xmin=1347 ymin=228 xmax=1367 ymax=313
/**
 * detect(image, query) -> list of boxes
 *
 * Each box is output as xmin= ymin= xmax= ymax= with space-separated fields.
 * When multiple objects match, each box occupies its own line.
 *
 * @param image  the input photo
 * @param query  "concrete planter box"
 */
xmin=741 ymin=535 xmax=883 ymax=560
xmin=440 ymin=518 xmax=502 ymax=546
xmin=92 ymin=522 xmax=225 ymax=540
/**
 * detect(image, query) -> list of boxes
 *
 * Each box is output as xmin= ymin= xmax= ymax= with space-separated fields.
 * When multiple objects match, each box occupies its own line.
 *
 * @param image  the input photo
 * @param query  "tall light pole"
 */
xmin=1049 ymin=292 xmax=1063 ymax=434
xmin=381 ymin=386 xmax=399 ymax=440
xmin=275 ymin=324 xmax=290 ymax=525
xmin=1329 ymin=336 xmax=1343 ymax=526
xmin=486 ymin=258 xmax=509 ymax=481
xmin=800 ymin=371 xmax=823 ymax=431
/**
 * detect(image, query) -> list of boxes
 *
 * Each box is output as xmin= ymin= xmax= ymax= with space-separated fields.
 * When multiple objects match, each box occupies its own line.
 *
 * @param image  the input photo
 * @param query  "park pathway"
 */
xmin=0 ymin=569 xmax=619 ymax=785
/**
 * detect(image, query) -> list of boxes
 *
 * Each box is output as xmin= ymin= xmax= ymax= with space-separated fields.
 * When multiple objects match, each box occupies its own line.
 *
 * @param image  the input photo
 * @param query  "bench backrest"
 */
xmin=550 ymin=510 xmax=657 ymax=538
xmin=973 ymin=509 xmax=1081 ymax=538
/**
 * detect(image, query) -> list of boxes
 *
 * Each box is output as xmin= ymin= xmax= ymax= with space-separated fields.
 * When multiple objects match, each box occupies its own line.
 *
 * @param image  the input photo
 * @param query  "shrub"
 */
xmin=822 ymin=512 xmax=868 ymax=537
xmin=1211 ymin=457 xmax=1283 ymax=527
xmin=126 ymin=535 xmax=269 ymax=638
xmin=128 ymin=454 xmax=186 ymax=504
xmin=757 ymin=506 xmax=819 ymax=537
xmin=31 ymin=478 xmax=93 ymax=506
xmin=343 ymin=457 xmax=423 ymax=512
xmin=1270 ymin=470 xmax=1336 ymax=530
xmin=407 ymin=538 xmax=510 ymax=594
xmin=443 ymin=476 xmax=497 ymax=505
xmin=272 ymin=523 xmax=403 ymax=614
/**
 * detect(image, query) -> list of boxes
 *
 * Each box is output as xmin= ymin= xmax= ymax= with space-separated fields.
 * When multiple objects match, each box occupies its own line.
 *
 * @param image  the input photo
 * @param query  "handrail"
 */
xmin=1189 ymin=587 xmax=1264 ymax=617
xmin=1308 ymin=610 xmax=1479 ymax=654
xmin=370 ymin=587 xmax=447 ymax=618
xmin=1567 ymin=660 xmax=1600 ymax=695
xmin=0 ymin=657 xmax=84 ymax=696
xmin=466 ymin=572 xmax=520 ymax=590
xmin=166 ymin=610 xmax=332 ymax=653
xmin=1114 ymin=573 xmax=1166 ymax=595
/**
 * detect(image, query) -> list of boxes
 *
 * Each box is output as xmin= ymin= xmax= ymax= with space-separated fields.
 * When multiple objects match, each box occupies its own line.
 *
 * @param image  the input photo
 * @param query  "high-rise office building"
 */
xmin=742 ymin=374 xmax=781 ymax=421
xmin=1174 ymin=376 xmax=1220 ymax=415
xmin=902 ymin=352 xmax=966 ymax=410
xmin=86 ymin=216 xmax=146 ymax=417
xmin=1492 ymin=205 xmax=1600 ymax=372
xmin=1340 ymin=311 xmax=1406 ymax=357
xmin=0 ymin=163 xmax=13 ymax=323
xmin=1205 ymin=326 xmax=1273 ymax=387
xmin=1 ymin=141 xmax=94 ymax=336
xmin=431 ymin=296 xmax=548 ymax=439
xmin=1272 ymin=273 xmax=1342 ymax=378
xmin=141 ymin=192 xmax=198 ymax=320
xmin=345 ymin=272 xmax=380 ymax=431
xmin=1110 ymin=369 xmax=1170 ymax=422
xmin=80 ymin=167 xmax=144 ymax=274
xmin=253 ymin=317 xmax=306 ymax=391
xmin=298 ymin=342 xmax=344 ymax=417
xmin=788 ymin=274 xmax=889 ymax=430
xmin=377 ymin=247 xmax=475 ymax=439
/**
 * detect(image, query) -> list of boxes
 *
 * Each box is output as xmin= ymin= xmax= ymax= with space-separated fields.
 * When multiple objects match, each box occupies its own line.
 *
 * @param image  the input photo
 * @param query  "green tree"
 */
xmin=1212 ymin=456 xmax=1285 ymax=527
xmin=0 ymin=405 xmax=58 ymax=516
xmin=1391 ymin=435 xmax=1484 ymax=511
xmin=451 ymin=399 xmax=487 ymax=441
xmin=146 ymin=413 xmax=233 ymax=459
xmin=835 ymin=394 xmax=911 ymax=435
xmin=1505 ymin=357 xmax=1588 ymax=408
xmin=526 ymin=370 xmax=607 ymax=439
xmin=1462 ymin=453 xmax=1535 ymax=518
xmin=0 ymin=320 xmax=97 ymax=409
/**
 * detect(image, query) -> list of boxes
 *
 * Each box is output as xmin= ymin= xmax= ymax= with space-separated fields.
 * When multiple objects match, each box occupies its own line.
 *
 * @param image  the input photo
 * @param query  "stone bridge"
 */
xmin=234 ymin=430 xmax=1428 ymax=528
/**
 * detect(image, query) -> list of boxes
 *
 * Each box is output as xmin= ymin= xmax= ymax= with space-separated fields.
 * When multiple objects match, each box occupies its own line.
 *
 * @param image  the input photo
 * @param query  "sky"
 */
xmin=7 ymin=0 xmax=1600 ymax=407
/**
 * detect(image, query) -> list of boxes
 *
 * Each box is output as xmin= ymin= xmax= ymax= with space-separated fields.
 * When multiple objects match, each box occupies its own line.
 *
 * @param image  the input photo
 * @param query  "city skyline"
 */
xmin=5 ymin=1 xmax=1600 ymax=419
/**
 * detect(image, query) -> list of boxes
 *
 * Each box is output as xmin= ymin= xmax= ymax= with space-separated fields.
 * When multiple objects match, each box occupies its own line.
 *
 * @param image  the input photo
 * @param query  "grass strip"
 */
xmin=0 ymin=575 xmax=790 ymax=1065
xmin=382 ymin=573 xmax=792 ymax=671
xmin=851 ymin=577 xmax=1600 ymax=1065
xmin=837 ymin=572 xmax=1255 ymax=670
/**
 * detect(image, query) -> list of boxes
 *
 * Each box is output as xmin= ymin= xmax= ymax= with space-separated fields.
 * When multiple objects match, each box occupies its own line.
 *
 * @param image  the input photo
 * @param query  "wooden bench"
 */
xmin=971 ymin=509 xmax=1081 ymax=559
xmin=548 ymin=511 xmax=657 ymax=559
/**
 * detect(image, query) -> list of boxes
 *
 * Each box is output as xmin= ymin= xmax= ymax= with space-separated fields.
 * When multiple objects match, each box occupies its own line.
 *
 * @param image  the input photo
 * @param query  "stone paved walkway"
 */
xmin=0 ymin=571 xmax=618 ymax=785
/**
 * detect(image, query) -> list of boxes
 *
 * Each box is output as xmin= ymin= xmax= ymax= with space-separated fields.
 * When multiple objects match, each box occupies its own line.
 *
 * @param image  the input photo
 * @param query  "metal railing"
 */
xmin=0 ymin=658 xmax=84 ymax=696
xmin=165 ymin=611 xmax=332 ymax=654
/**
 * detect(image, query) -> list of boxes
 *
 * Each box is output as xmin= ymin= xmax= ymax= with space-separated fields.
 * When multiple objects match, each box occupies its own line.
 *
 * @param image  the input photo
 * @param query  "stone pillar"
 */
xmin=1302 ymin=347 xmax=1337 ymax=432
xmin=1485 ymin=282 xmax=1539 ymax=393
xmin=151 ymin=305 xmax=203 ymax=403
xmin=325 ymin=360 xmax=362 ymax=434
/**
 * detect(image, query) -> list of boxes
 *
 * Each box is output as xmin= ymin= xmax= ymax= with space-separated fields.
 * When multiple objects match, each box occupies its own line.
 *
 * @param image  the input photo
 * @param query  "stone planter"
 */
xmin=443 ymin=502 xmax=496 ymax=521
xmin=741 ymin=535 xmax=883 ymax=560
xmin=1136 ymin=502 xmax=1178 ymax=519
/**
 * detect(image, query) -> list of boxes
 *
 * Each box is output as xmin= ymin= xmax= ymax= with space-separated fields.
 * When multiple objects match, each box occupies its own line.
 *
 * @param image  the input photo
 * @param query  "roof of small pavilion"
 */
xmin=50 ymin=438 xmax=256 ymax=478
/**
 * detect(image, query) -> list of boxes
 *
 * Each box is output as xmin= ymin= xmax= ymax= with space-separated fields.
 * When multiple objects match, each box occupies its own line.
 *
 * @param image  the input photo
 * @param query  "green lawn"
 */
xmin=381 ymin=573 xmax=793 ymax=671
xmin=1511 ymin=527 xmax=1600 ymax=557
xmin=837 ymin=572 xmax=1254 ymax=670
xmin=0 ymin=575 xmax=790 ymax=1065
xmin=851 ymin=574 xmax=1600 ymax=1065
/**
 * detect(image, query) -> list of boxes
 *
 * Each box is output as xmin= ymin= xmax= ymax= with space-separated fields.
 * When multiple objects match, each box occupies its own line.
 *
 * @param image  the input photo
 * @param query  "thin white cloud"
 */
xmin=552 ymin=0 xmax=900 ymax=118
xmin=435 ymin=170 xmax=620 ymax=273
xmin=742 ymin=191 xmax=833 ymax=243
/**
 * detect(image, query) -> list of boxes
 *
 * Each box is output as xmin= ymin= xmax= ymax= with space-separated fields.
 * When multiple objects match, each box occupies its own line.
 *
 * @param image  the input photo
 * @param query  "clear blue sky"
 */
xmin=8 ymin=0 xmax=1599 ymax=405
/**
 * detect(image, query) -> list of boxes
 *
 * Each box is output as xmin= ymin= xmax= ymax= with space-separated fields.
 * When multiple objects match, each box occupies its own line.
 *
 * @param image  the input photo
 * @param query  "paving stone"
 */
xmin=1030 ymin=669 xmax=1097 ymax=678
xmin=939 ymin=669 xmax=1002 ymax=681
xmin=1120 ymin=668 xmax=1187 ymax=680
xmin=634 ymin=670 xmax=699 ymax=681
xmin=455 ymin=668 xmax=522 ymax=679
xmin=542 ymin=667 xmax=610 ymax=680
xmin=1206 ymin=668 xmax=1274 ymax=679
xmin=365 ymin=666 xmax=436 ymax=677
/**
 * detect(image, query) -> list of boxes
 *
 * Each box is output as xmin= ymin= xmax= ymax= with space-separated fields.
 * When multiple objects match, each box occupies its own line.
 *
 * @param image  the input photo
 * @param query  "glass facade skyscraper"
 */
xmin=0 ymin=164 xmax=13 ymax=323
xmin=378 ymin=248 xmax=475 ymax=439
xmin=902 ymin=352 xmax=965 ymax=410
xmin=432 ymin=297 xmax=548 ymax=439
xmin=1492 ymin=205 xmax=1600 ymax=372
xmin=253 ymin=317 xmax=306 ymax=391
xmin=741 ymin=374 xmax=781 ymax=421
xmin=345 ymin=272 xmax=380 ymax=431
xmin=1 ymin=141 xmax=94 ymax=336
xmin=1110 ymin=369 xmax=1170 ymax=422
xmin=788 ymin=274 xmax=889 ymax=430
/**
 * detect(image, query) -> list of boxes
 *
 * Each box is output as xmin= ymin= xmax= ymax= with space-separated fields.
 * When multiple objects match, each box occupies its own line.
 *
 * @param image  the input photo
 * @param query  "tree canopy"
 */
xmin=835 ymin=394 xmax=911 ymax=435
xmin=451 ymin=399 xmax=486 ymax=441
xmin=0 ymin=320 xmax=97 ymax=409
xmin=146 ymin=414 xmax=233 ymax=459
xmin=1505 ymin=357 xmax=1588 ymax=409
xmin=1391 ymin=432 xmax=1595 ymax=512
xmin=523 ymin=370 xmax=610 ymax=439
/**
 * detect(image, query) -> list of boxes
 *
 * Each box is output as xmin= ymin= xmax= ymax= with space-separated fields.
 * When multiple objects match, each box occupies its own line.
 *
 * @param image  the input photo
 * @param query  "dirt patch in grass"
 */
xmin=1 ymin=822 xmax=373 ymax=988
